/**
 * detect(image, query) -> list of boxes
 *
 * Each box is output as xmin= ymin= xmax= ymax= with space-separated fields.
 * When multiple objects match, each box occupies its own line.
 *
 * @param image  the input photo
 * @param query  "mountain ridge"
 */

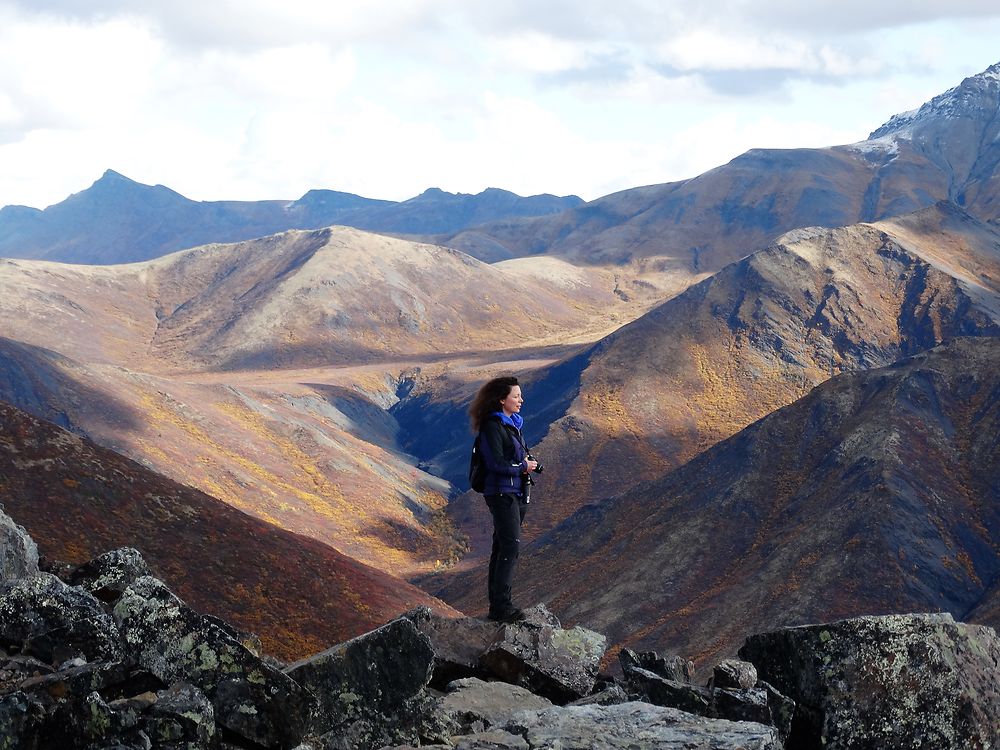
xmin=0 ymin=171 xmax=583 ymax=264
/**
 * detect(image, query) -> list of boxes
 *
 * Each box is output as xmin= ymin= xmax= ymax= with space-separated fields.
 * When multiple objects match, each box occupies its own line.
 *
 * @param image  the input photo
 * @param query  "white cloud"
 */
xmin=0 ymin=1 xmax=998 ymax=210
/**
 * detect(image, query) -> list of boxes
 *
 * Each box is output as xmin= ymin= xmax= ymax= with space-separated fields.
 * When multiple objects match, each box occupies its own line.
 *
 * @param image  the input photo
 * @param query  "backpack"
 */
xmin=469 ymin=434 xmax=487 ymax=493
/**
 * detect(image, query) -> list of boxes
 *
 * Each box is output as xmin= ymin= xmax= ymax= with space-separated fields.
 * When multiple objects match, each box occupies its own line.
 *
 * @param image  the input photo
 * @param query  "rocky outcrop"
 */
xmin=739 ymin=613 xmax=1000 ymax=748
xmin=69 ymin=547 xmax=152 ymax=603
xmin=476 ymin=605 xmax=606 ymax=703
xmin=114 ymin=575 xmax=310 ymax=748
xmin=405 ymin=604 xmax=606 ymax=704
xmin=285 ymin=616 xmax=435 ymax=750
xmin=392 ymin=697 xmax=784 ymax=750
xmin=4 ymin=509 xmax=1000 ymax=750
xmin=433 ymin=677 xmax=553 ymax=735
xmin=403 ymin=606 xmax=505 ymax=688
xmin=0 ymin=573 xmax=124 ymax=665
xmin=0 ymin=508 xmax=38 ymax=581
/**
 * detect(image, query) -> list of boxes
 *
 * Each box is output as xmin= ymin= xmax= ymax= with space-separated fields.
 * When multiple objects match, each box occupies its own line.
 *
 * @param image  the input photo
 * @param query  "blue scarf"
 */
xmin=493 ymin=411 xmax=523 ymax=431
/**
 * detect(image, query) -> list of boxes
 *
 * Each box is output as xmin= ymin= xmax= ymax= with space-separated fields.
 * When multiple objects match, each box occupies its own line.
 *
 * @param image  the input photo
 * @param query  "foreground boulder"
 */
xmin=0 ymin=509 xmax=39 ymax=582
xmin=69 ymin=547 xmax=153 ymax=603
xmin=740 ymin=613 xmax=1000 ymax=748
xmin=403 ymin=606 xmax=505 ymax=688
xmin=621 ymin=649 xmax=793 ymax=737
xmin=404 ymin=604 xmax=607 ymax=705
xmin=389 ymin=700 xmax=782 ymax=750
xmin=0 ymin=573 xmax=124 ymax=664
xmin=286 ymin=615 xmax=435 ymax=750
xmin=477 ymin=605 xmax=606 ymax=703
xmin=114 ymin=575 xmax=309 ymax=748
xmin=434 ymin=677 xmax=553 ymax=735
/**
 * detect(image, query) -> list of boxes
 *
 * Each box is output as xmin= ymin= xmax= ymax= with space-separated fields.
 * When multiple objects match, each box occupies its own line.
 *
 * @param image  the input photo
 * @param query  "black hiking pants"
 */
xmin=485 ymin=492 xmax=528 ymax=613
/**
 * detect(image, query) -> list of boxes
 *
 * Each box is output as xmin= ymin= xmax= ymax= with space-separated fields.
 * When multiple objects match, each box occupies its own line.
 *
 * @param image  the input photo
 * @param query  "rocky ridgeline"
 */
xmin=2 ymin=509 xmax=999 ymax=749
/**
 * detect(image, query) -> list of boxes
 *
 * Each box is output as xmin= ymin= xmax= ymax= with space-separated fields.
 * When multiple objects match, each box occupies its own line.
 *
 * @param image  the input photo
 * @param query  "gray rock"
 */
xmin=619 ymin=648 xmax=693 ymax=683
xmin=44 ymin=690 xmax=151 ymax=750
xmin=759 ymin=681 xmax=795 ymax=741
xmin=739 ymin=612 xmax=1000 ymax=749
xmin=18 ymin=660 xmax=131 ymax=706
xmin=624 ymin=666 xmax=712 ymax=715
xmin=712 ymin=659 xmax=757 ymax=690
xmin=114 ymin=575 xmax=309 ymax=748
xmin=0 ymin=690 xmax=45 ymax=748
xmin=402 ymin=606 xmax=505 ymax=688
xmin=437 ymin=677 xmax=552 ymax=734
xmin=502 ymin=701 xmax=782 ymax=749
xmin=0 ymin=510 xmax=39 ymax=582
xmin=0 ymin=653 xmax=53 ymax=692
xmin=69 ymin=548 xmax=152 ymax=604
xmin=452 ymin=730 xmax=530 ymax=749
xmin=0 ymin=573 xmax=124 ymax=664
xmin=478 ymin=605 xmax=606 ymax=703
xmin=567 ymin=683 xmax=630 ymax=707
xmin=144 ymin=682 xmax=215 ymax=749
xmin=285 ymin=615 xmax=434 ymax=750
xmin=712 ymin=687 xmax=772 ymax=725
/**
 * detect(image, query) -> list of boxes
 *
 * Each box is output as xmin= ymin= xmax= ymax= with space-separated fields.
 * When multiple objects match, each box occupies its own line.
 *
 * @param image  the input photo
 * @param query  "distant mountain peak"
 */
xmin=99 ymin=168 xmax=131 ymax=181
xmin=868 ymin=60 xmax=1000 ymax=141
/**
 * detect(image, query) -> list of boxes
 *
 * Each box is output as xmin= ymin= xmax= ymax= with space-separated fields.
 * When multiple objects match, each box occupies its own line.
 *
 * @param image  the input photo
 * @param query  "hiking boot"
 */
xmin=487 ymin=606 xmax=525 ymax=623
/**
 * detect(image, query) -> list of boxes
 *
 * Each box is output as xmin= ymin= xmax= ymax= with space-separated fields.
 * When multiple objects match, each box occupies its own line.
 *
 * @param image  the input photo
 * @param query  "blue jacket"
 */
xmin=478 ymin=414 xmax=528 ymax=497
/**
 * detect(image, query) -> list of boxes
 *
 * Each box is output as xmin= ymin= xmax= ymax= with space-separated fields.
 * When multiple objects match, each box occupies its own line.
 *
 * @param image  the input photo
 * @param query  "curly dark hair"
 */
xmin=469 ymin=376 xmax=519 ymax=432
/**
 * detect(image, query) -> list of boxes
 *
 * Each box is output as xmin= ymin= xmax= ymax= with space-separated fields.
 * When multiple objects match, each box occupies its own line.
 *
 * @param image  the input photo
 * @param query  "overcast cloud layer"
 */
xmin=2 ymin=1 xmax=999 ymax=208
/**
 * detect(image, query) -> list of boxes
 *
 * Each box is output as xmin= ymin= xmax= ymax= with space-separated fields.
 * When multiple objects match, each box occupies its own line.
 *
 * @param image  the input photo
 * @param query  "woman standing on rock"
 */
xmin=469 ymin=376 xmax=538 ymax=623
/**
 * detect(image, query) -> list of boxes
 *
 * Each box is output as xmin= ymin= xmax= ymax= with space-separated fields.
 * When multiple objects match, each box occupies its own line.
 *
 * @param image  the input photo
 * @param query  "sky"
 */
xmin=1 ymin=1 xmax=999 ymax=210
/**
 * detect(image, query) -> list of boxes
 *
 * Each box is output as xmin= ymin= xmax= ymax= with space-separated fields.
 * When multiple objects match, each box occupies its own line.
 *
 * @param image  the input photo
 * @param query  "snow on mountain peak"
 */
xmin=867 ymin=61 xmax=1000 ymax=142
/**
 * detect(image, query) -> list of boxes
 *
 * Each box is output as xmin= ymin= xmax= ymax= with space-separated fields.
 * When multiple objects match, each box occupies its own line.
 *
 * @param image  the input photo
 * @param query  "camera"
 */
xmin=527 ymin=454 xmax=544 ymax=474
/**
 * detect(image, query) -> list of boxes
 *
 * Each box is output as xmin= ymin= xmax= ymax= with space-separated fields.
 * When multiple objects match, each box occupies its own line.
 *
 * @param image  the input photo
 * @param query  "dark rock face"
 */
xmin=712 ymin=659 xmax=757 ymax=690
xmin=622 ymin=651 xmax=794 ymax=735
xmin=619 ymin=648 xmax=694 ymax=683
xmin=403 ymin=604 xmax=607 ymax=705
xmin=0 ymin=690 xmax=45 ymax=746
xmin=285 ymin=616 xmax=435 ymax=750
xmin=403 ymin=606 xmax=504 ymax=688
xmin=0 ymin=509 xmax=38 ymax=582
xmin=0 ymin=573 xmax=124 ymax=664
xmin=623 ymin=666 xmax=712 ymax=715
xmin=477 ymin=604 xmax=606 ymax=703
xmin=113 ymin=575 xmax=309 ymax=748
xmin=69 ymin=548 xmax=152 ymax=604
xmin=740 ymin=613 xmax=1000 ymax=748
xmin=145 ymin=683 xmax=215 ymax=748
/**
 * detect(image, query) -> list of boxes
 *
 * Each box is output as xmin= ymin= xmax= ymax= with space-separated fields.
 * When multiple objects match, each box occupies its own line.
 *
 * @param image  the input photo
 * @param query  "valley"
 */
xmin=1 ymin=61 xmax=1000 ymax=669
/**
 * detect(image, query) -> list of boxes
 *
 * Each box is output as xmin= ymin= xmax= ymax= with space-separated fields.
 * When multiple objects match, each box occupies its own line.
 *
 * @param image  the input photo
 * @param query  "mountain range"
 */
xmin=0 ymin=171 xmax=583 ymax=264
xmin=2 ymin=60 xmax=1000 ymax=669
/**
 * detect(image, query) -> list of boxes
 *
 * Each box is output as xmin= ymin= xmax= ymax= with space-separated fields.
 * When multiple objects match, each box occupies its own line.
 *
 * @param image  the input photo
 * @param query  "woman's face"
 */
xmin=500 ymin=385 xmax=523 ymax=416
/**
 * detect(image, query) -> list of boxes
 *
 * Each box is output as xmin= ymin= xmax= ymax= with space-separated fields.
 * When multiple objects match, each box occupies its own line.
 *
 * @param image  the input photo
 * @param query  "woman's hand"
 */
xmin=524 ymin=459 xmax=538 ymax=473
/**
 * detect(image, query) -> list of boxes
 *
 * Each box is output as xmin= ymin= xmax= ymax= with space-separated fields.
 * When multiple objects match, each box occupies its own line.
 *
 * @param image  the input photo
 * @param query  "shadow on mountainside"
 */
xmin=0 ymin=337 xmax=141 ymax=435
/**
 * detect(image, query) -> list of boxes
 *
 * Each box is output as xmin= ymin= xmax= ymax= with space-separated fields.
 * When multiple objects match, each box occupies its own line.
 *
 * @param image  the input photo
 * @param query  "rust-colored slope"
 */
xmin=440 ymin=338 xmax=1000 ymax=670
xmin=0 ymin=401 xmax=457 ymax=661
xmin=0 ymin=336 xmax=465 ymax=577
